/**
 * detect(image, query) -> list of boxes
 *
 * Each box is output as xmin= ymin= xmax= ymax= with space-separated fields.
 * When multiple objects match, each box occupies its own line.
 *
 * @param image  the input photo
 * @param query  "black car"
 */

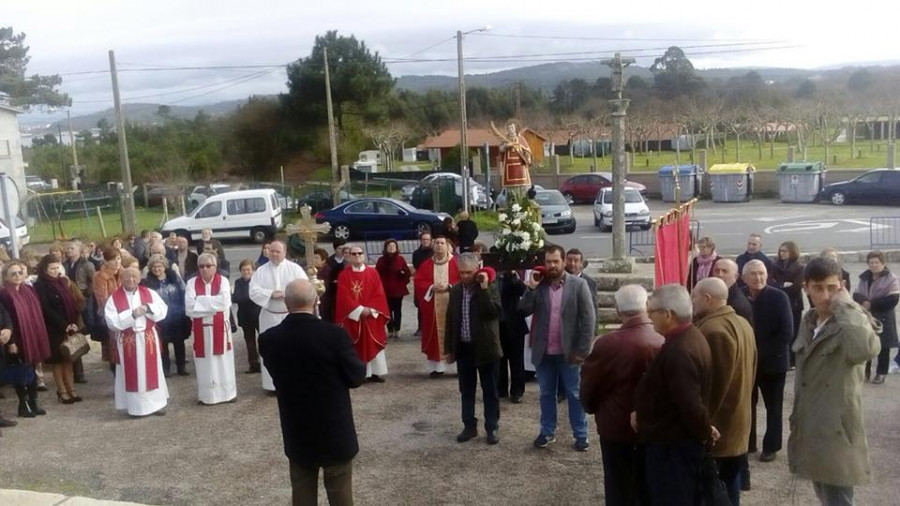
xmin=409 ymin=185 xmax=462 ymax=213
xmin=315 ymin=198 xmax=448 ymax=241
xmin=297 ymin=190 xmax=356 ymax=212
xmin=819 ymin=169 xmax=900 ymax=205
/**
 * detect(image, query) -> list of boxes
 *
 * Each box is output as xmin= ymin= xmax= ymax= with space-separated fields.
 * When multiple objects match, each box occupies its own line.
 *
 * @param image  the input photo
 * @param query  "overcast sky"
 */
xmin=9 ymin=0 xmax=899 ymax=122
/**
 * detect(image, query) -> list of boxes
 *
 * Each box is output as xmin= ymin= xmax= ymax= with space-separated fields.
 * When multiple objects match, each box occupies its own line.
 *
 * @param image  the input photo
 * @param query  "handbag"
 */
xmin=61 ymin=332 xmax=91 ymax=362
xmin=699 ymin=452 xmax=733 ymax=506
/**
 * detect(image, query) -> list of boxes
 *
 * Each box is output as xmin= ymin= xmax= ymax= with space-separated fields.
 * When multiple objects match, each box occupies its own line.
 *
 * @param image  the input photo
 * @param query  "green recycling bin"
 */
xmin=777 ymin=162 xmax=825 ymax=203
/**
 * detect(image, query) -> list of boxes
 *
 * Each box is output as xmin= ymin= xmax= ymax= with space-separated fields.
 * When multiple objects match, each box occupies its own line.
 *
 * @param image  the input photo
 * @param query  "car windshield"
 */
xmin=534 ymin=191 xmax=567 ymax=206
xmin=602 ymin=190 xmax=643 ymax=204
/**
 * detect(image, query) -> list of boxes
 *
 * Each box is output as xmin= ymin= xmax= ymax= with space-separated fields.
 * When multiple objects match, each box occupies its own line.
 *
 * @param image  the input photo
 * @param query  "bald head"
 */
xmin=691 ymin=277 xmax=729 ymax=319
xmin=695 ymin=277 xmax=729 ymax=300
xmin=712 ymin=259 xmax=739 ymax=287
xmin=285 ymin=279 xmax=317 ymax=312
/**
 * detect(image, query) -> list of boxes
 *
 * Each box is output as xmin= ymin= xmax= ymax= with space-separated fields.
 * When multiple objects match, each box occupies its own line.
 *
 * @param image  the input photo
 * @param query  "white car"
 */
xmin=188 ymin=184 xmax=236 ymax=209
xmin=593 ymin=187 xmax=651 ymax=232
xmin=162 ymin=189 xmax=283 ymax=243
xmin=0 ymin=217 xmax=30 ymax=247
xmin=401 ymin=172 xmax=490 ymax=209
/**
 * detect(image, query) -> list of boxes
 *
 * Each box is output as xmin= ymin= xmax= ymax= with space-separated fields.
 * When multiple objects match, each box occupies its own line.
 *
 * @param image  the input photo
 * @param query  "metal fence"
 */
xmin=362 ymin=231 xmax=419 ymax=261
xmin=870 ymin=216 xmax=900 ymax=250
xmin=629 ymin=220 xmax=701 ymax=257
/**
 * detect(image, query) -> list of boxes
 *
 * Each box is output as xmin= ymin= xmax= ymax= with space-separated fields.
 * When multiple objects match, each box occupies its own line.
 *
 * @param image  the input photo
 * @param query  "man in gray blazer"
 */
xmin=519 ymin=244 xmax=597 ymax=451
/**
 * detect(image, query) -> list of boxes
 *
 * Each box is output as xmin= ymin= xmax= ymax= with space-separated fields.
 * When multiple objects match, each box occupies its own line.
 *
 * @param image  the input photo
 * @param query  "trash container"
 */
xmin=433 ymin=180 xmax=458 ymax=215
xmin=708 ymin=163 xmax=756 ymax=203
xmin=777 ymin=162 xmax=826 ymax=203
xmin=659 ymin=164 xmax=702 ymax=202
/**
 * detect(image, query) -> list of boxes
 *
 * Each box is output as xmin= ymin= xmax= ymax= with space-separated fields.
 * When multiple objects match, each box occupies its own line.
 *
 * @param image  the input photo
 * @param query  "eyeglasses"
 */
xmin=199 ymin=264 xmax=216 ymax=268
xmin=350 ymin=252 xmax=364 ymax=256
xmin=6 ymin=270 xmax=24 ymax=276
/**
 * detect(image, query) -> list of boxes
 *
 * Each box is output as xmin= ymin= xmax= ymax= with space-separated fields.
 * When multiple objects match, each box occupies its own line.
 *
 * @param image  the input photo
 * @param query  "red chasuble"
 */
xmin=335 ymin=266 xmax=390 ymax=363
xmin=192 ymin=274 xmax=231 ymax=358
xmin=413 ymin=256 xmax=460 ymax=361
xmin=112 ymin=286 xmax=159 ymax=393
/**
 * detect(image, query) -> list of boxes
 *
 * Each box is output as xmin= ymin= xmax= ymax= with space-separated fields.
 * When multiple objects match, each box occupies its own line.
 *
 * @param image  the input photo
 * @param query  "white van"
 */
xmin=162 ymin=188 xmax=283 ymax=243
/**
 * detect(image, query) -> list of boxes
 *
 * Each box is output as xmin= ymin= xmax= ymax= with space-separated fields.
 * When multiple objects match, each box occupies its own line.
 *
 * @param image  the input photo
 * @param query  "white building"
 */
xmin=0 ymin=103 xmax=27 ymax=196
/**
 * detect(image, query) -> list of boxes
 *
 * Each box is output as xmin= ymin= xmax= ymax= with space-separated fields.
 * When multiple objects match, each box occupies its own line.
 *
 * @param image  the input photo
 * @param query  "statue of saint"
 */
xmin=492 ymin=121 xmax=532 ymax=188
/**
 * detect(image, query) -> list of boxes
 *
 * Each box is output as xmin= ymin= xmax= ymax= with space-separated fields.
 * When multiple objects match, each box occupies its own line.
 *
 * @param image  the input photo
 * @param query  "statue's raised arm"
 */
xmin=491 ymin=121 xmax=533 ymax=188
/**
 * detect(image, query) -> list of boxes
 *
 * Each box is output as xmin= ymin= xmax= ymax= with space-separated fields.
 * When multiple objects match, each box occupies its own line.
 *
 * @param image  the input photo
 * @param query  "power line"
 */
xmin=400 ymin=36 xmax=456 ymax=59
xmin=472 ymin=32 xmax=788 ymax=43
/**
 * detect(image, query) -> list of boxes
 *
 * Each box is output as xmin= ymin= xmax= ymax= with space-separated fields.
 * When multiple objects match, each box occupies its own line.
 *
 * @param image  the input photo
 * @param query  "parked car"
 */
xmin=400 ymin=172 xmax=491 ymax=209
xmin=495 ymin=185 xmax=545 ymax=208
xmin=25 ymin=175 xmax=51 ymax=192
xmin=315 ymin=197 xmax=448 ymax=241
xmin=188 ymin=183 xmax=240 ymax=209
xmin=593 ymin=187 xmax=651 ymax=232
xmin=819 ymin=168 xmax=900 ymax=205
xmin=145 ymin=186 xmax=185 ymax=207
xmin=408 ymin=184 xmax=462 ymax=212
xmin=162 ymin=188 xmax=283 ymax=243
xmin=296 ymin=189 xmax=357 ymax=212
xmin=0 ymin=217 xmax=30 ymax=247
xmin=533 ymin=190 xmax=576 ymax=234
xmin=559 ymin=173 xmax=647 ymax=204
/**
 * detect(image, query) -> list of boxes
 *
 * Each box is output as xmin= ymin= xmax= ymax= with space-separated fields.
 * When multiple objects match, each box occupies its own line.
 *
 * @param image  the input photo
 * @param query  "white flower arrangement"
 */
xmin=494 ymin=192 xmax=545 ymax=265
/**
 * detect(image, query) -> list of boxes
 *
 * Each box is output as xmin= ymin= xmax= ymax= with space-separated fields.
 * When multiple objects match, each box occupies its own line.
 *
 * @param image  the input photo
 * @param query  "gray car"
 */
xmin=534 ymin=190 xmax=576 ymax=234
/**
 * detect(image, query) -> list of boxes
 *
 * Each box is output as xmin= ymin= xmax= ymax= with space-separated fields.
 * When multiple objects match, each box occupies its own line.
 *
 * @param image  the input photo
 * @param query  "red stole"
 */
xmin=335 ymin=267 xmax=390 ymax=363
xmin=192 ymin=274 xmax=230 ymax=358
xmin=112 ymin=286 xmax=158 ymax=393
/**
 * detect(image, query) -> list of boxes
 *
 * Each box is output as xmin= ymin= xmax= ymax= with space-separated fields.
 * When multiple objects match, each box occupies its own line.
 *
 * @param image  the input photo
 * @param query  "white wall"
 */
xmin=0 ymin=108 xmax=27 ymax=203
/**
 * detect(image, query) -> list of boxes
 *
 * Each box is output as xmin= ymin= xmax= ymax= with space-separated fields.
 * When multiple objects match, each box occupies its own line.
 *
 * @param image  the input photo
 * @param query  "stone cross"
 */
xmin=286 ymin=205 xmax=331 ymax=276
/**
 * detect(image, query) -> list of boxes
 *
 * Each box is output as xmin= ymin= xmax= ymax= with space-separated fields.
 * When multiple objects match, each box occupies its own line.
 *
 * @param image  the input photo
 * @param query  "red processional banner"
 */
xmin=654 ymin=213 xmax=692 ymax=288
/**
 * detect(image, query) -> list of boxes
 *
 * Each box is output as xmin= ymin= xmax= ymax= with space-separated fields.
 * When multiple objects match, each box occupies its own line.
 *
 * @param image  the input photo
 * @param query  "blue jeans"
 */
xmin=536 ymin=354 xmax=588 ymax=440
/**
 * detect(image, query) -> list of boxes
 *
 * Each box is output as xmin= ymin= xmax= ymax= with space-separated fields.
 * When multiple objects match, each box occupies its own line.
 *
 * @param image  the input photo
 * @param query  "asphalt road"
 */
xmin=218 ymin=198 xmax=900 ymax=268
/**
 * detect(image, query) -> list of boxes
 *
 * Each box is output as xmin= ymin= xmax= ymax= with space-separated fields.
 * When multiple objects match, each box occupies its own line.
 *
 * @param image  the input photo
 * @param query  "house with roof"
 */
xmin=0 ymin=101 xmax=27 ymax=195
xmin=420 ymin=127 xmax=547 ymax=170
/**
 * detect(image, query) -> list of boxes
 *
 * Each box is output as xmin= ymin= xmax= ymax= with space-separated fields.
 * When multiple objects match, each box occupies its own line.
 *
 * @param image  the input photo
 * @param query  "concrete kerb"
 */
xmin=0 ymin=490 xmax=150 ymax=506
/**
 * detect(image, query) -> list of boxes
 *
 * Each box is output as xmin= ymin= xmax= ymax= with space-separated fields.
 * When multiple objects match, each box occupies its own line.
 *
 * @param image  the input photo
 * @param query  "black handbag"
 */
xmin=699 ymin=453 xmax=733 ymax=506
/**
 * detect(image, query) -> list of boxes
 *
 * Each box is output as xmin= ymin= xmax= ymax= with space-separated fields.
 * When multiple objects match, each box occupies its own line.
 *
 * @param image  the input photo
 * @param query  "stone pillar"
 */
xmin=888 ymin=143 xmax=896 ymax=169
xmin=611 ymin=100 xmax=629 ymax=262
xmin=787 ymin=146 xmax=795 ymax=162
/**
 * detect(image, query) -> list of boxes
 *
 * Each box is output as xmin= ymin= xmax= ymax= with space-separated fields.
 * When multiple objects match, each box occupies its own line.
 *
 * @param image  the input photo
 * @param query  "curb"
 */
xmin=0 ymin=490 xmax=149 ymax=506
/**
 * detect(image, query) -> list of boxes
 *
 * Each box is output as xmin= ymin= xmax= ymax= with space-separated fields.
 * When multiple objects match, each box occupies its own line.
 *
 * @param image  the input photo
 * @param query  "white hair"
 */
xmin=198 ymin=252 xmax=218 ymax=266
xmin=649 ymin=284 xmax=693 ymax=322
xmin=615 ymin=284 xmax=648 ymax=315
xmin=457 ymin=252 xmax=480 ymax=269
xmin=742 ymin=259 xmax=767 ymax=275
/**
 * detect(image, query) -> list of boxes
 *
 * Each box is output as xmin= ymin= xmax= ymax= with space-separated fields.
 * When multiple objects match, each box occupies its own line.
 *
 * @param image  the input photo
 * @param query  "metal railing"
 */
xmin=629 ymin=219 xmax=701 ymax=257
xmin=362 ymin=231 xmax=420 ymax=261
xmin=870 ymin=216 xmax=900 ymax=250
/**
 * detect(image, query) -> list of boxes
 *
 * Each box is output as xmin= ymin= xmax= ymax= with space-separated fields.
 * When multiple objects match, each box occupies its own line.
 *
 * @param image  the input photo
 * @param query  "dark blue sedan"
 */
xmin=315 ymin=198 xmax=449 ymax=241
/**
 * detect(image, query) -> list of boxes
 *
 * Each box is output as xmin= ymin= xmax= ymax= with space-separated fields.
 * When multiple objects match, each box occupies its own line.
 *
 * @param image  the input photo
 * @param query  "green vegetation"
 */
xmin=467 ymin=209 xmax=500 ymax=232
xmin=28 ymin=208 xmax=167 ymax=244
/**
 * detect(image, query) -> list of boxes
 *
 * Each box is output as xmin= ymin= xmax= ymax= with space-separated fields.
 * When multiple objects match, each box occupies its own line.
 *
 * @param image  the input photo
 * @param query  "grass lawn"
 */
xmin=28 ymin=208 xmax=169 ymax=244
xmin=468 ymin=209 xmax=499 ymax=232
xmin=536 ymin=139 xmax=896 ymax=173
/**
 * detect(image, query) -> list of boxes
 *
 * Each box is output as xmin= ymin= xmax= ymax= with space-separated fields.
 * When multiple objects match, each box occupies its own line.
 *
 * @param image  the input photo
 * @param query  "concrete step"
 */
xmin=596 ymin=307 xmax=621 ymax=324
xmin=596 ymin=291 xmax=617 ymax=308
xmin=593 ymin=275 xmax=654 ymax=292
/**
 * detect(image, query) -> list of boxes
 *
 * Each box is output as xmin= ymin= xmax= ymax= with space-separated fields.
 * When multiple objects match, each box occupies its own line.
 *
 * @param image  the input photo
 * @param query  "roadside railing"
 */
xmin=629 ymin=219 xmax=700 ymax=257
xmin=870 ymin=216 xmax=900 ymax=251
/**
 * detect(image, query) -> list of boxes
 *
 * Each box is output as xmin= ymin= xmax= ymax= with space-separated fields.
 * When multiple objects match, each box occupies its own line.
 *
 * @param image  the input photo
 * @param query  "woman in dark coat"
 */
xmin=772 ymin=241 xmax=804 ymax=339
xmin=0 ymin=260 xmax=50 ymax=417
xmin=33 ymin=254 xmax=85 ymax=404
xmin=853 ymin=250 xmax=900 ymax=384
xmin=141 ymin=254 xmax=190 ymax=376
xmin=233 ymin=259 xmax=262 ymax=374
xmin=375 ymin=239 xmax=411 ymax=340
xmin=689 ymin=236 xmax=719 ymax=291
xmin=0 ymin=302 xmax=23 ymax=429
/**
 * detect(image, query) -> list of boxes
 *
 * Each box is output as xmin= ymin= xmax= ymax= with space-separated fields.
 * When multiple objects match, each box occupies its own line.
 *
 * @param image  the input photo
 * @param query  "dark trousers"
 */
xmin=644 ymin=442 xmax=704 ymax=506
xmin=160 ymin=339 xmax=186 ymax=374
xmin=387 ymin=297 xmax=403 ymax=333
xmin=497 ymin=328 xmax=525 ymax=398
xmin=457 ymin=342 xmax=500 ymax=431
xmin=600 ymin=439 xmax=649 ymax=506
xmin=289 ymin=459 xmax=353 ymax=506
xmin=716 ymin=454 xmax=748 ymax=506
xmin=241 ymin=324 xmax=260 ymax=368
xmin=750 ymin=371 xmax=786 ymax=453
xmin=866 ymin=345 xmax=892 ymax=376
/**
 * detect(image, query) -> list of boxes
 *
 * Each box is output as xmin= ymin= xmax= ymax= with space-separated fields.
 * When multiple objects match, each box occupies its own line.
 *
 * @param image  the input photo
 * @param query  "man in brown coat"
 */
xmin=633 ymin=284 xmax=717 ymax=506
xmin=581 ymin=284 xmax=663 ymax=506
xmin=692 ymin=277 xmax=758 ymax=506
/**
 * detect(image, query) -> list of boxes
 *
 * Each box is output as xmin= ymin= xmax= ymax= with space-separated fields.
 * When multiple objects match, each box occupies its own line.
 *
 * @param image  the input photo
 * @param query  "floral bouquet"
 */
xmin=492 ymin=194 xmax=545 ymax=269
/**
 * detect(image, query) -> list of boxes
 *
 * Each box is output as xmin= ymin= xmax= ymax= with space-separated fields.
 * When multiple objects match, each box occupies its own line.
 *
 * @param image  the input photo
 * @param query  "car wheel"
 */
xmin=564 ymin=225 xmax=576 ymax=234
xmin=594 ymin=216 xmax=599 ymax=227
xmin=563 ymin=192 xmax=575 ymax=205
xmin=416 ymin=222 xmax=432 ymax=237
xmin=333 ymin=224 xmax=352 ymax=240
xmin=251 ymin=227 xmax=268 ymax=244
xmin=600 ymin=223 xmax=611 ymax=233
xmin=830 ymin=191 xmax=846 ymax=206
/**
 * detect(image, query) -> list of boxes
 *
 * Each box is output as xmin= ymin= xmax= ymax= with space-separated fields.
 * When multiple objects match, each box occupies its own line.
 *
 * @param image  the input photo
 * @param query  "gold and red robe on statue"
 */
xmin=335 ymin=265 xmax=390 ymax=377
xmin=414 ymin=256 xmax=459 ymax=371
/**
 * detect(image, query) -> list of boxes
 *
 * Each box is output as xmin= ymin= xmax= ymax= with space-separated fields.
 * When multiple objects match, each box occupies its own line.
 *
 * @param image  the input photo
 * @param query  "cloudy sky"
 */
xmin=9 ymin=0 xmax=899 ymax=122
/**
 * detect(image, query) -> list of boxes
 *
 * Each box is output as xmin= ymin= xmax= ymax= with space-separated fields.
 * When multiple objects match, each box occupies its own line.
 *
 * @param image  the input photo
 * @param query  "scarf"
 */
xmin=695 ymin=252 xmax=718 ymax=280
xmin=46 ymin=275 xmax=79 ymax=324
xmin=4 ymin=284 xmax=51 ymax=365
xmin=857 ymin=268 xmax=900 ymax=301
xmin=112 ymin=286 xmax=158 ymax=392
xmin=192 ymin=274 xmax=229 ymax=358
xmin=432 ymin=253 xmax=452 ymax=266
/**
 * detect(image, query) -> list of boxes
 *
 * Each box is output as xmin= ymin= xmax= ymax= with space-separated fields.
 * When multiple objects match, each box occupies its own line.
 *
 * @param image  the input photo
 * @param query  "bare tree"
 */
xmin=362 ymin=121 xmax=413 ymax=172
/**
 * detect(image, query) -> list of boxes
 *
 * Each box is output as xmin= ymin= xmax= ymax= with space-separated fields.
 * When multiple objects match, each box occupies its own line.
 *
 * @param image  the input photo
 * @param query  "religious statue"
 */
xmin=491 ymin=121 xmax=532 ymax=188
xmin=285 ymin=205 xmax=331 ymax=295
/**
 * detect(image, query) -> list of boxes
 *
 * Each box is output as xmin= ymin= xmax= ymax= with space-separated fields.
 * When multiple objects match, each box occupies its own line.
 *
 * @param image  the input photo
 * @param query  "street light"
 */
xmin=457 ymin=26 xmax=489 ymax=214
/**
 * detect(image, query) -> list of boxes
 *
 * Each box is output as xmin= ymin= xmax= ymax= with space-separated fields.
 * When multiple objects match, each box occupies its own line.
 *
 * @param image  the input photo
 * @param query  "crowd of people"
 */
xmin=0 ymin=224 xmax=896 ymax=506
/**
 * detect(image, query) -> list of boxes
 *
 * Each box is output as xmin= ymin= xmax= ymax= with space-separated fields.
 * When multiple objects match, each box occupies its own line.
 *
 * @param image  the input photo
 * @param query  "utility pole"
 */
xmin=514 ymin=82 xmax=522 ymax=121
xmin=457 ymin=30 xmax=470 ymax=214
xmin=108 ymin=50 xmax=136 ymax=234
xmin=324 ymin=47 xmax=341 ymax=206
xmin=602 ymin=52 xmax=635 ymax=263
xmin=67 ymin=110 xmax=79 ymax=189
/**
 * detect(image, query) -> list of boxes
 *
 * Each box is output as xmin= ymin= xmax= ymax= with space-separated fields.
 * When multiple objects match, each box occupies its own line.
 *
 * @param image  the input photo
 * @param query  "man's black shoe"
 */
xmin=509 ymin=395 xmax=522 ymax=404
xmin=429 ymin=371 xmax=444 ymax=378
xmin=741 ymin=476 xmax=751 ymax=491
xmin=486 ymin=430 xmax=500 ymax=445
xmin=759 ymin=451 xmax=778 ymax=462
xmin=456 ymin=427 xmax=477 ymax=443
xmin=368 ymin=375 xmax=386 ymax=383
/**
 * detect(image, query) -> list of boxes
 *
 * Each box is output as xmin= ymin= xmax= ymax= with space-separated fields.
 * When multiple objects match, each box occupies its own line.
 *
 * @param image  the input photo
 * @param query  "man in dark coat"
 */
xmin=321 ymin=239 xmax=348 ymax=323
xmin=713 ymin=258 xmax=754 ymax=325
xmin=736 ymin=234 xmax=775 ymax=285
xmin=634 ymin=284 xmax=716 ymax=506
xmin=456 ymin=211 xmax=479 ymax=253
xmin=444 ymin=253 xmax=502 ymax=444
xmin=497 ymin=270 xmax=528 ymax=403
xmin=742 ymin=259 xmax=793 ymax=463
xmin=259 ymin=279 xmax=366 ymax=506
xmin=581 ymin=284 xmax=663 ymax=506
xmin=411 ymin=233 xmax=434 ymax=336
xmin=566 ymin=248 xmax=598 ymax=324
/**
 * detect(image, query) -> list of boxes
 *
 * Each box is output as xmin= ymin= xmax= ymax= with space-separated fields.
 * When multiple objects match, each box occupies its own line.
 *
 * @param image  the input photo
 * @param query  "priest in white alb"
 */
xmin=185 ymin=253 xmax=237 ymax=405
xmin=249 ymin=240 xmax=308 ymax=392
xmin=105 ymin=267 xmax=169 ymax=417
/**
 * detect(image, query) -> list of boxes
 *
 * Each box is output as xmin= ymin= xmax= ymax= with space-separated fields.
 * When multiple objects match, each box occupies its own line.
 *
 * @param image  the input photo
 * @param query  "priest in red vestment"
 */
xmin=413 ymin=236 xmax=459 ymax=376
xmin=335 ymin=245 xmax=391 ymax=383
